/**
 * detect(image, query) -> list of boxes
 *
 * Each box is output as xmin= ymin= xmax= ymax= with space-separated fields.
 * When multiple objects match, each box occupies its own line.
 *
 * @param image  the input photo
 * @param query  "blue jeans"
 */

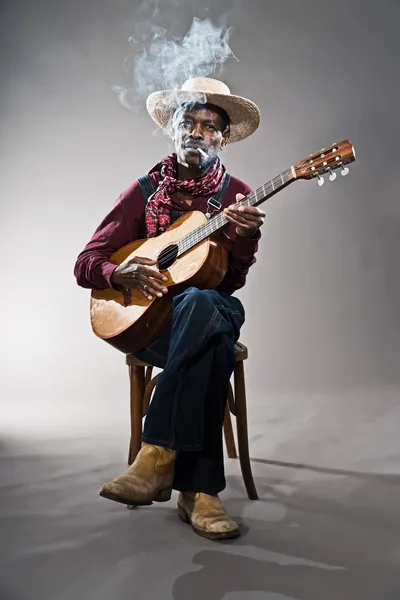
xmin=136 ymin=287 xmax=245 ymax=495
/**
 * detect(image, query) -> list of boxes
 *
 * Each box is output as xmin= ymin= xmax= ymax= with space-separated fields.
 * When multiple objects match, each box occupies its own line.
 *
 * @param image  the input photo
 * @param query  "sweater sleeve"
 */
xmin=73 ymin=181 xmax=146 ymax=289
xmin=216 ymin=229 xmax=260 ymax=295
xmin=216 ymin=180 xmax=261 ymax=295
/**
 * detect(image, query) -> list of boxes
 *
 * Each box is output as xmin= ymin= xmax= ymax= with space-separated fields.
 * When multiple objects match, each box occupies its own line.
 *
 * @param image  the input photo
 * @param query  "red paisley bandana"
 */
xmin=145 ymin=153 xmax=225 ymax=238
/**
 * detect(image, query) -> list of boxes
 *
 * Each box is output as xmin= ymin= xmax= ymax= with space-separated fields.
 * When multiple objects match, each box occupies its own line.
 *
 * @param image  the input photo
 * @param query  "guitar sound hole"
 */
xmin=158 ymin=244 xmax=179 ymax=270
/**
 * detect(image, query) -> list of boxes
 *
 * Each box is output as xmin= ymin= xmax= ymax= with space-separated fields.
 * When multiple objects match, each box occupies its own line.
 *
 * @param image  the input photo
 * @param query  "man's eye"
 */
xmin=180 ymin=120 xmax=192 ymax=127
xmin=206 ymin=124 xmax=216 ymax=131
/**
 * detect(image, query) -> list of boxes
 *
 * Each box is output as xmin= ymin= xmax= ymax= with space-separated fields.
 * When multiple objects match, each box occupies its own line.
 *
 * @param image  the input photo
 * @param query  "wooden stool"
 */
xmin=125 ymin=341 xmax=258 ymax=500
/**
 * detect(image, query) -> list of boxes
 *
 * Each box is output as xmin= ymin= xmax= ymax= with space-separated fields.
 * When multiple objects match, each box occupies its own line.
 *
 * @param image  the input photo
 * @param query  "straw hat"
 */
xmin=146 ymin=77 xmax=260 ymax=144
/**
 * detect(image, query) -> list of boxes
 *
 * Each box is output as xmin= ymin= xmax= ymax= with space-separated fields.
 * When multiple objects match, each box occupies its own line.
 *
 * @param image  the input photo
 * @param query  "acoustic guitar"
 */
xmin=90 ymin=139 xmax=356 ymax=354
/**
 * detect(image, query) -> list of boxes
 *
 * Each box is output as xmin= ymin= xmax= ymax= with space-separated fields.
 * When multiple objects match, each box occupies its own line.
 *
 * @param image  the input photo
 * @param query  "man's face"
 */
xmin=172 ymin=103 xmax=230 ymax=168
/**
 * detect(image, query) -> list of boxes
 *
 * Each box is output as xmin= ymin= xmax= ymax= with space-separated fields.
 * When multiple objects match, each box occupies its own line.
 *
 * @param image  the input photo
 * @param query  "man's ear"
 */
xmin=222 ymin=124 xmax=231 ymax=148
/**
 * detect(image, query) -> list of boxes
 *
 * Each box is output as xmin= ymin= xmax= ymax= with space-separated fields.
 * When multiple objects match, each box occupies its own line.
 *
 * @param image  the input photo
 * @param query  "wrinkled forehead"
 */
xmin=172 ymin=102 xmax=230 ymax=129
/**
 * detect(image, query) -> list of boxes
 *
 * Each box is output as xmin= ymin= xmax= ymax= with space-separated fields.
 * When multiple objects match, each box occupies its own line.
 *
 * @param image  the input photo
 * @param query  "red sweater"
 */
xmin=74 ymin=170 xmax=260 ymax=295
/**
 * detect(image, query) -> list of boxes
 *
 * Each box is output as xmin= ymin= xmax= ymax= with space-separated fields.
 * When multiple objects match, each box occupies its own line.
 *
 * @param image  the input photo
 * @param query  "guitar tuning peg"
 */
xmin=328 ymin=168 xmax=337 ymax=181
xmin=317 ymin=174 xmax=324 ymax=186
xmin=341 ymin=166 xmax=349 ymax=176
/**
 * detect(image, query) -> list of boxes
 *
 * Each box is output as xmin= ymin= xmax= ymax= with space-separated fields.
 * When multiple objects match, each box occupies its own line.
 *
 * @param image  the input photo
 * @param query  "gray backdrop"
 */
xmin=1 ymin=1 xmax=400 ymax=599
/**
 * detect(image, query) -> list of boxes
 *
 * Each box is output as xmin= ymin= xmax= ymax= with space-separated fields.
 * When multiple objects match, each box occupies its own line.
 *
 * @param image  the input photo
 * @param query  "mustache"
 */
xmin=184 ymin=141 xmax=206 ymax=150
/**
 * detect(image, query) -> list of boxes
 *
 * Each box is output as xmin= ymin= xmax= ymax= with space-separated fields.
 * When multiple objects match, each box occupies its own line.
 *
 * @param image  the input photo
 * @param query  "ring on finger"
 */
xmin=143 ymin=284 xmax=148 ymax=291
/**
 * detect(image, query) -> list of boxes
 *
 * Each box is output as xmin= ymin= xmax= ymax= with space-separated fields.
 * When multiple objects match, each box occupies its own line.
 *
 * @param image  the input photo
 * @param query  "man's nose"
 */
xmin=190 ymin=123 xmax=204 ymax=139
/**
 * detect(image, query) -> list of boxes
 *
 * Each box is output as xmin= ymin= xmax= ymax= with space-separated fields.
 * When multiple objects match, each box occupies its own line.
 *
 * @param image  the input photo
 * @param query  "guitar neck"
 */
xmin=176 ymin=167 xmax=295 ymax=256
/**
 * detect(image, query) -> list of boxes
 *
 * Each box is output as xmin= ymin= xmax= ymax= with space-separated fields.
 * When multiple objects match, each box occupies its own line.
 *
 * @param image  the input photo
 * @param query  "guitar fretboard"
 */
xmin=177 ymin=167 xmax=294 ymax=255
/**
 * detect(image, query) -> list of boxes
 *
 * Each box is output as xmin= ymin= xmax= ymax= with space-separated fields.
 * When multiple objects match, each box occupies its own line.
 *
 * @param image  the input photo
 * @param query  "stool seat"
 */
xmin=125 ymin=340 xmax=257 ymax=500
xmin=126 ymin=341 xmax=248 ymax=366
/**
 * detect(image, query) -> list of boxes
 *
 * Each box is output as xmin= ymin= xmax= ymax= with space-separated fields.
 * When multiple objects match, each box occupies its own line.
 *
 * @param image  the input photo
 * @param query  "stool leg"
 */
xmin=234 ymin=361 xmax=258 ymax=500
xmin=223 ymin=403 xmax=237 ymax=458
xmin=128 ymin=365 xmax=145 ymax=465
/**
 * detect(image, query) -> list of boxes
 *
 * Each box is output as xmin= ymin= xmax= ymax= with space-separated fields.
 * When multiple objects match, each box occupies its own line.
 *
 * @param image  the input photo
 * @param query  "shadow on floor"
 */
xmin=172 ymin=466 xmax=400 ymax=600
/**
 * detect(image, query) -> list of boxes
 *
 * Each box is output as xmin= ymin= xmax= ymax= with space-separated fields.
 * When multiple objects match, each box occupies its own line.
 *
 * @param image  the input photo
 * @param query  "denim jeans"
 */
xmin=136 ymin=287 xmax=245 ymax=495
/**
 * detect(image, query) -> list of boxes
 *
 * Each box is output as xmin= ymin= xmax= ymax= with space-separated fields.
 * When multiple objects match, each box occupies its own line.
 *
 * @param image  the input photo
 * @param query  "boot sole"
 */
xmin=99 ymin=486 xmax=172 ymax=507
xmin=177 ymin=504 xmax=241 ymax=540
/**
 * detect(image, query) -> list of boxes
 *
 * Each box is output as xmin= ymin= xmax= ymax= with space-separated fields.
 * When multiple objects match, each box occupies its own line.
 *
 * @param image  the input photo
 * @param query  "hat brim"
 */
xmin=146 ymin=90 xmax=260 ymax=143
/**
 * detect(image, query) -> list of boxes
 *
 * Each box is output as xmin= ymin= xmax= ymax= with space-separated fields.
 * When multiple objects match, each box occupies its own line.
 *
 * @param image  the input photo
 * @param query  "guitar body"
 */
xmin=90 ymin=211 xmax=231 ymax=354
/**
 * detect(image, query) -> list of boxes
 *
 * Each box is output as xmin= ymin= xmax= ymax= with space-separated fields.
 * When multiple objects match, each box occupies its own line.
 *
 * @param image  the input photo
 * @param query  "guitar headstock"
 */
xmin=294 ymin=139 xmax=356 ymax=185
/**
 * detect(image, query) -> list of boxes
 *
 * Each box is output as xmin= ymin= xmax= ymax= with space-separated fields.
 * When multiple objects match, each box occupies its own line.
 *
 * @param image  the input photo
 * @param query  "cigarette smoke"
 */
xmin=111 ymin=0 xmax=239 ymax=114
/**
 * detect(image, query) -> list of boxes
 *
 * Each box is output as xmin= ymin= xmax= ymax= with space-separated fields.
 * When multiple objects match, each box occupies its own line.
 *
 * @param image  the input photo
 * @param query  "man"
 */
xmin=74 ymin=77 xmax=265 ymax=540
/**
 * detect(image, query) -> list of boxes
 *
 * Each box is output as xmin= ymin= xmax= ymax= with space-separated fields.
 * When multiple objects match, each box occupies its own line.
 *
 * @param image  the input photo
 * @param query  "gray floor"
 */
xmin=1 ymin=389 xmax=400 ymax=600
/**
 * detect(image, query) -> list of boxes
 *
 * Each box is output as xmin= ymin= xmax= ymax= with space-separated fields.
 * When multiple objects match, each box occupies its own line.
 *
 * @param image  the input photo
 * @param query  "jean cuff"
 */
xmin=141 ymin=436 xmax=203 ymax=452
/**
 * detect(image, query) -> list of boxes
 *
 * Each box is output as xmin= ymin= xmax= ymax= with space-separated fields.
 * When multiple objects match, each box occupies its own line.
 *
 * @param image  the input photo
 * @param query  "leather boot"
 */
xmin=177 ymin=491 xmax=240 ymax=540
xmin=99 ymin=443 xmax=176 ymax=506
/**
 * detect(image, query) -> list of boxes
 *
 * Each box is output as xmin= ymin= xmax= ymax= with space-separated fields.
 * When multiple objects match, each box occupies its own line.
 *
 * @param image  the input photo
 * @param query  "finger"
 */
xmin=130 ymin=256 xmax=158 ymax=266
xmin=235 ymin=193 xmax=246 ymax=202
xmin=138 ymin=274 xmax=168 ymax=296
xmin=138 ymin=285 xmax=154 ymax=300
xmin=225 ymin=213 xmax=253 ymax=229
xmin=140 ymin=282 xmax=164 ymax=298
xmin=235 ymin=213 xmax=263 ymax=225
xmin=139 ymin=266 xmax=168 ymax=282
xmin=225 ymin=211 xmax=262 ymax=226
xmin=225 ymin=205 xmax=264 ymax=221
xmin=227 ymin=205 xmax=265 ymax=217
xmin=237 ymin=206 xmax=266 ymax=217
xmin=140 ymin=280 xmax=162 ymax=298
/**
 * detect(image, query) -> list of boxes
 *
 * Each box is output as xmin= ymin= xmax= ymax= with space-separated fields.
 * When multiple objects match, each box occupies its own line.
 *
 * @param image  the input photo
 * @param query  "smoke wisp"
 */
xmin=112 ymin=8 xmax=238 ymax=112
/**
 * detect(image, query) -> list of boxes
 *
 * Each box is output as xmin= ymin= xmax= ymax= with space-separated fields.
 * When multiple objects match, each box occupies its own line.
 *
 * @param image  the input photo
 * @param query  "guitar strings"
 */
xmin=135 ymin=169 xmax=293 ymax=267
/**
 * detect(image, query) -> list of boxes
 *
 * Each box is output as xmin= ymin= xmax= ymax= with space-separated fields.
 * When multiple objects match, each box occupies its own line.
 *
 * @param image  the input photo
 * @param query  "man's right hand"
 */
xmin=111 ymin=256 xmax=169 ymax=300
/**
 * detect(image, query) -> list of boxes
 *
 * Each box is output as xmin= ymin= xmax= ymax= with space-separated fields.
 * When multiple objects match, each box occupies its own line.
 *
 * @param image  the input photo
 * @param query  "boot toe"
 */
xmin=100 ymin=481 xmax=128 ymax=500
xmin=99 ymin=478 xmax=153 ymax=505
xmin=207 ymin=517 xmax=239 ymax=535
xmin=178 ymin=493 xmax=241 ymax=539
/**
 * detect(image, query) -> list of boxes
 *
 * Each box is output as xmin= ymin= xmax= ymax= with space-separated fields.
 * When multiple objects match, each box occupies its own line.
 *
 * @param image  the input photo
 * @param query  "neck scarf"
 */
xmin=145 ymin=153 xmax=225 ymax=238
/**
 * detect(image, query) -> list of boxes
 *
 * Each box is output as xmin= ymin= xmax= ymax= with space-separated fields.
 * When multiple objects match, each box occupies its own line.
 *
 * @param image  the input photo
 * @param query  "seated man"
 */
xmin=74 ymin=77 xmax=265 ymax=540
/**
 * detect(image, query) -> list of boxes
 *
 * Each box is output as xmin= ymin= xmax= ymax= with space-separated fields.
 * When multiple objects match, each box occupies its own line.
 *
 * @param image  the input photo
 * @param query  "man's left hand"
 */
xmin=223 ymin=193 xmax=266 ymax=238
